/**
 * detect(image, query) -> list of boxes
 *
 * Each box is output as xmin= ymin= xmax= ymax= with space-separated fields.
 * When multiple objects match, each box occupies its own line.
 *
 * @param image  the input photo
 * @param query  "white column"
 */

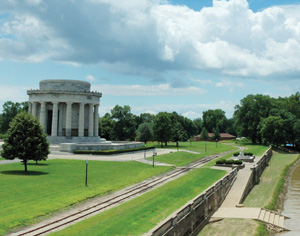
xmin=66 ymin=102 xmax=73 ymax=137
xmin=28 ymin=102 xmax=32 ymax=114
xmin=32 ymin=102 xmax=37 ymax=117
xmin=79 ymin=103 xmax=85 ymax=137
xmin=40 ymin=102 xmax=46 ymax=133
xmin=58 ymin=103 xmax=63 ymax=136
xmin=88 ymin=104 xmax=94 ymax=137
xmin=51 ymin=102 xmax=58 ymax=137
xmin=94 ymin=104 xmax=99 ymax=137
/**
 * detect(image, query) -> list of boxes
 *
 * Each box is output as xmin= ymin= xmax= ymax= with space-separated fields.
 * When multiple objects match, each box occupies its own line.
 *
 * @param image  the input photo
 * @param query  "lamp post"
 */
xmin=144 ymin=144 xmax=146 ymax=158
xmin=216 ymin=139 xmax=218 ymax=148
xmin=85 ymin=160 xmax=88 ymax=187
xmin=152 ymin=149 xmax=155 ymax=168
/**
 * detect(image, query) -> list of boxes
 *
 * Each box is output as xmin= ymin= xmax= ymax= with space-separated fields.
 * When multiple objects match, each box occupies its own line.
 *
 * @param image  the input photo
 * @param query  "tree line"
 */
xmin=1 ymin=92 xmax=300 ymax=147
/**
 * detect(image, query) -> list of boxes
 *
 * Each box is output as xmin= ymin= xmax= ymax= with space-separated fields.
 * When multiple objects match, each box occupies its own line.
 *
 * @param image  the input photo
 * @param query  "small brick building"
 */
xmin=194 ymin=133 xmax=236 ymax=141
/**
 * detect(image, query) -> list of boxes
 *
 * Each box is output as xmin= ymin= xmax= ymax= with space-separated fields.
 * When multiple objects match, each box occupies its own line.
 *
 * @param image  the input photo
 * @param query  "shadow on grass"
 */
xmin=1 ymin=170 xmax=49 ymax=176
xmin=27 ymin=163 xmax=49 ymax=166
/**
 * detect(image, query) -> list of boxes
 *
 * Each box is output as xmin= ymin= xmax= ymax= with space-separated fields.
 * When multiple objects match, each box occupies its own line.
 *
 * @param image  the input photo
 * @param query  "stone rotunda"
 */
xmin=27 ymin=79 xmax=142 ymax=152
xmin=27 ymin=80 xmax=102 ymax=144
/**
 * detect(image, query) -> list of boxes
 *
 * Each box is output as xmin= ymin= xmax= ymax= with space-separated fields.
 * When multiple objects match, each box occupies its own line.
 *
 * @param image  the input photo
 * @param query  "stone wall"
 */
xmin=239 ymin=147 xmax=272 ymax=204
xmin=145 ymin=168 xmax=238 ymax=236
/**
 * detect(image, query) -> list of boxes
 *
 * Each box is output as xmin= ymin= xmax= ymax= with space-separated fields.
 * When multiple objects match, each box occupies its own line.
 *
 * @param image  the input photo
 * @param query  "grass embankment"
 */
xmin=148 ymin=141 xmax=238 ymax=166
xmin=199 ymin=148 xmax=299 ymax=236
xmin=51 ymin=167 xmax=227 ymax=236
xmin=0 ymin=160 xmax=172 ymax=235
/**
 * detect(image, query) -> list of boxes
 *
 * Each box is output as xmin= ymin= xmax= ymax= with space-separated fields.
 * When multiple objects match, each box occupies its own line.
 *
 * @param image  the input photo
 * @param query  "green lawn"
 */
xmin=0 ymin=160 xmax=172 ymax=235
xmin=148 ymin=141 xmax=238 ymax=166
xmin=51 ymin=167 xmax=227 ymax=236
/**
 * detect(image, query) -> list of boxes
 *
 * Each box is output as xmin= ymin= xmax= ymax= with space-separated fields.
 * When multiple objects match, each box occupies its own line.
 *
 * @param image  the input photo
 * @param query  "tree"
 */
xmin=0 ymin=101 xmax=28 ymax=134
xmin=212 ymin=127 xmax=221 ymax=140
xmin=136 ymin=122 xmax=154 ymax=144
xmin=234 ymin=94 xmax=275 ymax=143
xmin=202 ymin=109 xmax=227 ymax=133
xmin=99 ymin=115 xmax=115 ymax=140
xmin=1 ymin=112 xmax=49 ymax=172
xmin=153 ymin=112 xmax=172 ymax=147
xmin=111 ymin=105 xmax=136 ymax=141
xmin=193 ymin=118 xmax=202 ymax=135
xmin=200 ymin=127 xmax=209 ymax=140
xmin=171 ymin=122 xmax=188 ymax=147
xmin=260 ymin=116 xmax=286 ymax=147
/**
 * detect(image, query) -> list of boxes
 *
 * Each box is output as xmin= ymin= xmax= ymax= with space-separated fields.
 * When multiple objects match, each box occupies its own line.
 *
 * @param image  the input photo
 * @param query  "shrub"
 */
xmin=233 ymin=152 xmax=239 ymax=157
xmin=74 ymin=147 xmax=154 ymax=155
xmin=225 ymin=159 xmax=234 ymax=165
xmin=244 ymin=152 xmax=253 ymax=156
xmin=216 ymin=159 xmax=226 ymax=165
xmin=234 ymin=160 xmax=243 ymax=165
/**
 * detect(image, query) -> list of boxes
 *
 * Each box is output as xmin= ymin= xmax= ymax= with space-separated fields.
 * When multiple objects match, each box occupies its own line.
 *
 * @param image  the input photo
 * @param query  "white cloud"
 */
xmin=92 ymin=83 xmax=206 ymax=96
xmin=191 ymin=78 xmax=212 ymax=85
xmin=0 ymin=0 xmax=300 ymax=78
xmin=0 ymin=85 xmax=29 ymax=112
xmin=86 ymin=75 xmax=96 ymax=81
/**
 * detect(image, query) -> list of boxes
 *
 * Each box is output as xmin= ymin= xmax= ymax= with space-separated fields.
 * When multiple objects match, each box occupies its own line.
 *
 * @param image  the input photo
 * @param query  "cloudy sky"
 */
xmin=0 ymin=0 xmax=300 ymax=119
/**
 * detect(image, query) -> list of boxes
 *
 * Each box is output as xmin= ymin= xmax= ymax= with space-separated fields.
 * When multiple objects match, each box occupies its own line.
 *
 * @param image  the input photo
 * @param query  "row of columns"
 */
xmin=29 ymin=102 xmax=99 ymax=137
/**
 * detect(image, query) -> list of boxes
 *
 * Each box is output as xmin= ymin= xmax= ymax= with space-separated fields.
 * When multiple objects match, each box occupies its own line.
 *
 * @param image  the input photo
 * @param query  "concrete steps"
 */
xmin=257 ymin=208 xmax=289 ymax=231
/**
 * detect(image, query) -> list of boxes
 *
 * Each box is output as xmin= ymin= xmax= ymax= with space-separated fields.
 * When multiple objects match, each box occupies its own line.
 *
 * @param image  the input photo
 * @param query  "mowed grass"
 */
xmin=149 ymin=141 xmax=238 ymax=166
xmin=51 ymin=167 xmax=226 ymax=236
xmin=0 ymin=160 xmax=172 ymax=235
xmin=243 ymin=150 xmax=299 ymax=209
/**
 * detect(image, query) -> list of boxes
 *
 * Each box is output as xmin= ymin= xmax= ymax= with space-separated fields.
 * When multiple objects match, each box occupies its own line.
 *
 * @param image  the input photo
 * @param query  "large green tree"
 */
xmin=234 ymin=94 xmax=275 ymax=143
xmin=200 ymin=127 xmax=209 ymax=140
xmin=0 ymin=101 xmax=28 ymax=134
xmin=99 ymin=113 xmax=115 ymax=140
xmin=202 ymin=109 xmax=227 ymax=133
xmin=260 ymin=116 xmax=286 ymax=147
xmin=136 ymin=122 xmax=154 ymax=144
xmin=153 ymin=112 xmax=172 ymax=147
xmin=111 ymin=105 xmax=136 ymax=141
xmin=1 ymin=112 xmax=49 ymax=172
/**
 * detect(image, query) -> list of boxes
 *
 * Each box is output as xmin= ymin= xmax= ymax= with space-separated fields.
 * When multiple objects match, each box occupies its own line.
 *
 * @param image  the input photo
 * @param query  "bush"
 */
xmin=234 ymin=160 xmax=243 ymax=165
xmin=244 ymin=152 xmax=253 ymax=156
xmin=74 ymin=146 xmax=154 ymax=155
xmin=225 ymin=159 xmax=234 ymax=165
xmin=216 ymin=159 xmax=226 ymax=165
xmin=233 ymin=152 xmax=239 ymax=157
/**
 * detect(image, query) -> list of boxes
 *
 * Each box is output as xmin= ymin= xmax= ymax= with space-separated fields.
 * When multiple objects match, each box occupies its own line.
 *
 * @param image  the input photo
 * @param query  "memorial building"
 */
xmin=27 ymin=79 xmax=142 ymax=152
xmin=27 ymin=80 xmax=102 ymax=144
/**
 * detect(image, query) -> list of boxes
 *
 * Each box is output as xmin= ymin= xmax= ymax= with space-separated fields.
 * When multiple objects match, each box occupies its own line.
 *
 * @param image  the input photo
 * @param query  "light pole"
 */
xmin=85 ymin=160 xmax=88 ymax=187
xmin=152 ymin=149 xmax=155 ymax=168
xmin=216 ymin=139 xmax=218 ymax=148
xmin=144 ymin=144 xmax=146 ymax=158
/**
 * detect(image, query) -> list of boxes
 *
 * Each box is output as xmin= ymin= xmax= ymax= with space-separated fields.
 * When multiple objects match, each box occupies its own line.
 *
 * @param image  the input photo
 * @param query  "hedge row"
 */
xmin=233 ymin=152 xmax=253 ymax=157
xmin=216 ymin=159 xmax=243 ymax=165
xmin=73 ymin=146 xmax=155 ymax=155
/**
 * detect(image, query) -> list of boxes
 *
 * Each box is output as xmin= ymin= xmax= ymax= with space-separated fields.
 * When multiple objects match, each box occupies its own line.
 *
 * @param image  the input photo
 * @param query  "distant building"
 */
xmin=194 ymin=133 xmax=236 ymax=141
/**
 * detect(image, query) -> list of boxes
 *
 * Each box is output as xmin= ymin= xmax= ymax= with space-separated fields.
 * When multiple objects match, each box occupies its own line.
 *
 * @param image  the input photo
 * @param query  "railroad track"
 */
xmin=12 ymin=151 xmax=232 ymax=236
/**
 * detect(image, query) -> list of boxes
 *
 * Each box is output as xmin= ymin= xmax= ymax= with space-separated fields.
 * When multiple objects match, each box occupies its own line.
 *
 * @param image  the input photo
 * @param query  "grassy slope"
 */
xmin=51 ymin=168 xmax=226 ymax=236
xmin=150 ymin=141 xmax=238 ymax=166
xmin=243 ymin=150 xmax=299 ymax=209
xmin=0 ymin=160 xmax=172 ymax=235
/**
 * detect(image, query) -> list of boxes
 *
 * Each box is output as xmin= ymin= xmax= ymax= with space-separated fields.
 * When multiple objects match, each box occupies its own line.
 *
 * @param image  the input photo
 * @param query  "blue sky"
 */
xmin=0 ymin=0 xmax=300 ymax=119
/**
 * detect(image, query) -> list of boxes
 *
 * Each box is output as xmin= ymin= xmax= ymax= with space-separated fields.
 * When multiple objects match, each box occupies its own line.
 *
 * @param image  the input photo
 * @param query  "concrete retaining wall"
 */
xmin=239 ymin=147 xmax=272 ymax=204
xmin=145 ymin=168 xmax=238 ymax=236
